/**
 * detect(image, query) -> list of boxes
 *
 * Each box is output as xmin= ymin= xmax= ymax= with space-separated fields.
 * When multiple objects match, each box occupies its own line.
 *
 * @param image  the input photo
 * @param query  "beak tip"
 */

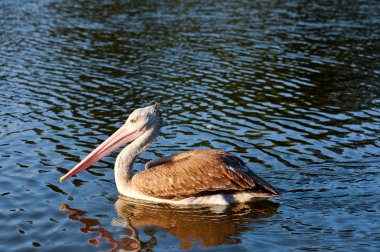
xmin=59 ymin=176 xmax=65 ymax=183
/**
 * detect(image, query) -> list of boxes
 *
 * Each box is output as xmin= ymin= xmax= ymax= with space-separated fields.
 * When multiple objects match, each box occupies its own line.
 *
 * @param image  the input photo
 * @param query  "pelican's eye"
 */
xmin=130 ymin=118 xmax=137 ymax=123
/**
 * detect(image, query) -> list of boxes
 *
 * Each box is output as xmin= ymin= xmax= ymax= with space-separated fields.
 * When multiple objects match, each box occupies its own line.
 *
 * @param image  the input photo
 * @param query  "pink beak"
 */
xmin=60 ymin=125 xmax=143 ymax=182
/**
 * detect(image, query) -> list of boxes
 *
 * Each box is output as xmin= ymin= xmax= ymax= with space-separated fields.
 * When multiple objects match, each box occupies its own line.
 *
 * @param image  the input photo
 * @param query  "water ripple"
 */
xmin=0 ymin=0 xmax=379 ymax=251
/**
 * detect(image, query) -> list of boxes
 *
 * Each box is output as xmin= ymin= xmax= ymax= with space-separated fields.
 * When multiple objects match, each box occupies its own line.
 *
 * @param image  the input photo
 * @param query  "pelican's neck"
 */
xmin=114 ymin=126 xmax=160 ymax=193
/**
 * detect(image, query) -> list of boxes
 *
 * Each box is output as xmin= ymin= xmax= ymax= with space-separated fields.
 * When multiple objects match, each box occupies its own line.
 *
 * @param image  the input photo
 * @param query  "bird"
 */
xmin=60 ymin=103 xmax=279 ymax=205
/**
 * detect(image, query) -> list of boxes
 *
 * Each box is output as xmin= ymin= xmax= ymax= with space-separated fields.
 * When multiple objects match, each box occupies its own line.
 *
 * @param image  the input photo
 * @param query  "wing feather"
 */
xmin=132 ymin=150 xmax=278 ymax=200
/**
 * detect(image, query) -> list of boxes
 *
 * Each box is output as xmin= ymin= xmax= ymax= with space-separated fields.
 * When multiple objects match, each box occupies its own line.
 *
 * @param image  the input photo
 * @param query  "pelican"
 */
xmin=60 ymin=103 xmax=279 ymax=205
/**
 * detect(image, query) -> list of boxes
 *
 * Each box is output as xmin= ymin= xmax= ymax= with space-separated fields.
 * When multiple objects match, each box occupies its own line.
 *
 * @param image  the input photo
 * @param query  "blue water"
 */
xmin=1 ymin=0 xmax=379 ymax=251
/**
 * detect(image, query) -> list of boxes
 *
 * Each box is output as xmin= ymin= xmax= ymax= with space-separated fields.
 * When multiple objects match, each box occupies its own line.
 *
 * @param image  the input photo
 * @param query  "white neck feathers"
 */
xmin=114 ymin=126 xmax=159 ymax=193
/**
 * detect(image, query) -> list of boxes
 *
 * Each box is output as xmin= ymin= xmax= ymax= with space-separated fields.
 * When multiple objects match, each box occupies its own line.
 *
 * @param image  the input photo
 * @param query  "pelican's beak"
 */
xmin=60 ymin=125 xmax=143 ymax=182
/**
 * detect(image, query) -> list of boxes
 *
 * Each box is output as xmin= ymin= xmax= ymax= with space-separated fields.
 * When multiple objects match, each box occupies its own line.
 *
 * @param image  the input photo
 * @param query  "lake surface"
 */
xmin=1 ymin=0 xmax=380 ymax=251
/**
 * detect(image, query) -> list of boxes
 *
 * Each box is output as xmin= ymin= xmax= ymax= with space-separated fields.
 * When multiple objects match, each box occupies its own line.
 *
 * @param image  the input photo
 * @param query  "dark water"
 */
xmin=1 ymin=0 xmax=380 ymax=251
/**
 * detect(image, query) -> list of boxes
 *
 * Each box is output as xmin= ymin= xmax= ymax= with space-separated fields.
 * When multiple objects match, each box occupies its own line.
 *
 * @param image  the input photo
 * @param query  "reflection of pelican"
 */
xmin=61 ymin=199 xmax=279 ymax=251
xmin=60 ymin=103 xmax=279 ymax=205
xmin=114 ymin=197 xmax=279 ymax=250
xmin=60 ymin=204 xmax=140 ymax=252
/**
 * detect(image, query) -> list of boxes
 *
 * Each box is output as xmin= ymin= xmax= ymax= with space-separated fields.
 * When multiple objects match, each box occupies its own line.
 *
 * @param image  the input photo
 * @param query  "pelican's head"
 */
xmin=125 ymin=102 xmax=163 ymax=133
xmin=59 ymin=103 xmax=162 ymax=182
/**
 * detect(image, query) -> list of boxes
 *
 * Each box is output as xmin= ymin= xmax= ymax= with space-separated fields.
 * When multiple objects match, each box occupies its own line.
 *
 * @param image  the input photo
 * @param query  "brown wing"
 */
xmin=144 ymin=150 xmax=218 ymax=170
xmin=132 ymin=150 xmax=278 ymax=200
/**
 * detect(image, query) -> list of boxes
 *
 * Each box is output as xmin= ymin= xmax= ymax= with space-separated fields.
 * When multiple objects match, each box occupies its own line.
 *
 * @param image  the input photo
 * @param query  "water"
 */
xmin=1 ymin=0 xmax=379 ymax=251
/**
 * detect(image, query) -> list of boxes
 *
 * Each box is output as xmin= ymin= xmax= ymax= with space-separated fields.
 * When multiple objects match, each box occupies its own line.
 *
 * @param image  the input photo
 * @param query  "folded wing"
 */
xmin=132 ymin=149 xmax=278 ymax=200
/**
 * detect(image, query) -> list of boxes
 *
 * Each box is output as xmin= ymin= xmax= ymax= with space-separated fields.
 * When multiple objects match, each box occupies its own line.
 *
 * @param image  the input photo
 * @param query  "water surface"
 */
xmin=1 ymin=0 xmax=379 ymax=251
